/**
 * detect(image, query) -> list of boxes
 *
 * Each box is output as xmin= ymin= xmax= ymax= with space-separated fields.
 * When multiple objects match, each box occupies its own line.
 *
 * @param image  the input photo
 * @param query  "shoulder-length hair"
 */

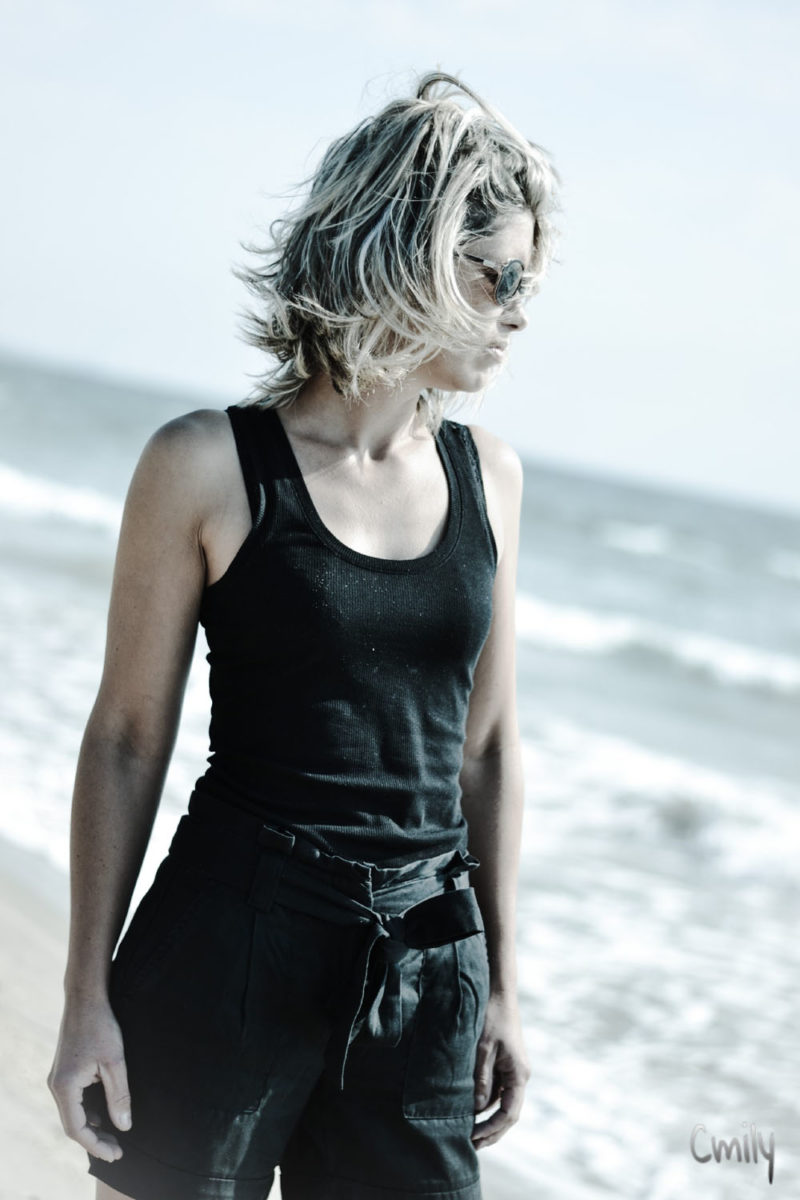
xmin=234 ymin=70 xmax=561 ymax=432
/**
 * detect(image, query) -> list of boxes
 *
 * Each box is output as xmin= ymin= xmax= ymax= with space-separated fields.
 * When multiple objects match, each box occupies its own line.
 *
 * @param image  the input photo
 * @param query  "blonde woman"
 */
xmin=48 ymin=70 xmax=559 ymax=1200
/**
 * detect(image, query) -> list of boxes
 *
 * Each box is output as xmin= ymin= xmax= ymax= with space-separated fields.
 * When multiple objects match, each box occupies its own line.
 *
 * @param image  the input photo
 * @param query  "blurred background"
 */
xmin=1 ymin=2 xmax=798 ymax=1197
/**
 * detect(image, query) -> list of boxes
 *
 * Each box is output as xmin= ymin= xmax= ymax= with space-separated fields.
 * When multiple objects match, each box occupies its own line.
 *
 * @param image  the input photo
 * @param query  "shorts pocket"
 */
xmin=402 ymin=930 xmax=490 ymax=1119
xmin=110 ymin=854 xmax=311 ymax=1117
xmin=112 ymin=856 xmax=219 ymax=999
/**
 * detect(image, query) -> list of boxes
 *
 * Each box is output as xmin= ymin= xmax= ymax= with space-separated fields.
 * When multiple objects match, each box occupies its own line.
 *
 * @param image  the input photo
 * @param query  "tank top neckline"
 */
xmin=268 ymin=408 xmax=463 ymax=574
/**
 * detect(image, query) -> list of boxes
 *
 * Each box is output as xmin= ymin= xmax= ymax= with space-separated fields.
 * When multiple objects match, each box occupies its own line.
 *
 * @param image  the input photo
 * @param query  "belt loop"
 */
xmin=258 ymin=824 xmax=296 ymax=855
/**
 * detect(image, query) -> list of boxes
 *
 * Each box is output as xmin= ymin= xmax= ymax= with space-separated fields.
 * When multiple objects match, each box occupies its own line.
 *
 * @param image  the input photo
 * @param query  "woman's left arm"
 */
xmin=459 ymin=424 xmax=529 ymax=1150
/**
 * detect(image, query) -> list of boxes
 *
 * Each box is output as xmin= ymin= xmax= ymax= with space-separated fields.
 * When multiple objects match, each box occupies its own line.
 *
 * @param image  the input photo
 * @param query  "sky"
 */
xmin=1 ymin=0 xmax=799 ymax=514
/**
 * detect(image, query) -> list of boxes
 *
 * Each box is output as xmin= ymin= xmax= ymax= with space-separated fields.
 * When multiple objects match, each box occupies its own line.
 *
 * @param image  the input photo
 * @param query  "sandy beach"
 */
xmin=0 ymin=834 xmax=90 ymax=1200
xmin=1 ymin=832 xmax=539 ymax=1200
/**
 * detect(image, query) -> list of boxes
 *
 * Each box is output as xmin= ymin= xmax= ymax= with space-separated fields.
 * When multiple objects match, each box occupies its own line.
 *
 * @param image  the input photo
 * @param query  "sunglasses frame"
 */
xmin=460 ymin=252 xmax=535 ymax=306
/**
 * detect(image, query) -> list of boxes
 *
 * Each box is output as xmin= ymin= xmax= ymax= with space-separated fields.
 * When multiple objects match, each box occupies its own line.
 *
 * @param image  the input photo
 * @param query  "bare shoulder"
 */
xmin=464 ymin=423 xmax=523 ymax=504
xmin=136 ymin=407 xmax=236 ymax=515
xmin=463 ymin=423 xmax=523 ymax=562
xmin=145 ymin=407 xmax=232 ymax=466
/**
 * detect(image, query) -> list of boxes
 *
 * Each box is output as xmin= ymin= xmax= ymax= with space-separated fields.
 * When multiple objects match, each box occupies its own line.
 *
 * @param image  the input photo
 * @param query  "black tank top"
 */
xmin=191 ymin=403 xmax=498 ymax=865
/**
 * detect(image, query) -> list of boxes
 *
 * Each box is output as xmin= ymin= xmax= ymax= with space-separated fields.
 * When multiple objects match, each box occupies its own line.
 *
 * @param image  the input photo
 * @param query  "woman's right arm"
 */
xmin=47 ymin=410 xmax=227 ymax=1163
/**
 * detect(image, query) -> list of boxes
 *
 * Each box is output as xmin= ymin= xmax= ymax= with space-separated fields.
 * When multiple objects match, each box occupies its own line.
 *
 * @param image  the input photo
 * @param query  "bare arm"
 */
xmin=63 ymin=415 xmax=214 ymax=998
xmin=458 ymin=425 xmax=528 ymax=1149
xmin=48 ymin=409 xmax=231 ymax=1161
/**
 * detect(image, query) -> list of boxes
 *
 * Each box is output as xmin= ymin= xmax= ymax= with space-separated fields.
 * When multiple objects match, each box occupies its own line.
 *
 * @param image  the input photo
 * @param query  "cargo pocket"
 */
xmin=402 ymin=930 xmax=490 ymax=1120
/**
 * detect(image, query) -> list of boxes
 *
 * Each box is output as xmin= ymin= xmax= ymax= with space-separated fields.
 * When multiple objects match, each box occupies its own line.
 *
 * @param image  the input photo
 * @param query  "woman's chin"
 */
xmin=437 ymin=365 xmax=501 ymax=394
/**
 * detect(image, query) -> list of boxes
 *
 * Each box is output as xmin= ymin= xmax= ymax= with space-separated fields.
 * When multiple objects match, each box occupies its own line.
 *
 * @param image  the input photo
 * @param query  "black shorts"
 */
xmin=85 ymin=797 xmax=491 ymax=1199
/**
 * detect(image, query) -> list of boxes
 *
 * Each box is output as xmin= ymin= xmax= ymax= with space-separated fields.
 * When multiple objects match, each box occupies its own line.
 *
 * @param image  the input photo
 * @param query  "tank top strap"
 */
xmin=226 ymin=404 xmax=497 ymax=569
xmin=225 ymin=403 xmax=290 ymax=525
xmin=439 ymin=419 xmax=498 ymax=569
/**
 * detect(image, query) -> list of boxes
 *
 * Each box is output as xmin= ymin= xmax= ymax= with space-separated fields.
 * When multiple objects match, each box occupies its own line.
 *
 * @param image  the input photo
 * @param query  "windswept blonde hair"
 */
xmin=235 ymin=70 xmax=560 ymax=431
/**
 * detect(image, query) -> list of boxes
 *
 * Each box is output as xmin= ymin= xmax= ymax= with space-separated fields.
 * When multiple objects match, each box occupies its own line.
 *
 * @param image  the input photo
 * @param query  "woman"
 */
xmin=48 ymin=71 xmax=559 ymax=1200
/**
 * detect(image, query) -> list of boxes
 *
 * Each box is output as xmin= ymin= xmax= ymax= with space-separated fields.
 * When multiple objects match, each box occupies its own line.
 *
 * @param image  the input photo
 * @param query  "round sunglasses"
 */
xmin=460 ymin=253 xmax=534 ymax=306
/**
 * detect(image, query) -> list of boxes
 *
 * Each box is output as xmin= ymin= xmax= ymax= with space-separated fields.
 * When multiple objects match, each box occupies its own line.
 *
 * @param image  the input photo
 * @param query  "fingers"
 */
xmin=471 ymin=1080 xmax=526 ymax=1149
xmin=98 ymin=1057 xmax=133 ymax=1133
xmin=473 ymin=1038 xmax=497 ymax=1113
xmin=48 ymin=1053 xmax=132 ymax=1164
xmin=471 ymin=1028 xmax=531 ymax=1149
xmin=49 ymin=1071 xmax=124 ymax=1163
xmin=47 ymin=1000 xmax=133 ymax=1163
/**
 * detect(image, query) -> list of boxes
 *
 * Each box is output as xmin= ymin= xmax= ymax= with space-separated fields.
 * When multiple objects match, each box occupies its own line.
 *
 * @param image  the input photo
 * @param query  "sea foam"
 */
xmin=516 ymin=590 xmax=800 ymax=695
xmin=0 ymin=462 xmax=122 ymax=532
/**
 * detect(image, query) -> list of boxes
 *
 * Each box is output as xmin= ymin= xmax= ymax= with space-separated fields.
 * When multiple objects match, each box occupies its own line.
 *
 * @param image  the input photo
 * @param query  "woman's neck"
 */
xmin=287 ymin=371 xmax=431 ymax=459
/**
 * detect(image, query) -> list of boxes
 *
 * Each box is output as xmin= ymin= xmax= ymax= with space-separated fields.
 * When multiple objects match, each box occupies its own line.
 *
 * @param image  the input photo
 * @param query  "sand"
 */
xmin=0 ymin=835 xmax=90 ymax=1200
xmin=1 ymin=833 xmax=536 ymax=1200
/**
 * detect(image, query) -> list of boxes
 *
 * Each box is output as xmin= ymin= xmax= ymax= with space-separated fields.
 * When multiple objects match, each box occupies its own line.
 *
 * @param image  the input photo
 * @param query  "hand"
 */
xmin=47 ymin=995 xmax=132 ymax=1163
xmin=471 ymin=990 xmax=530 ymax=1149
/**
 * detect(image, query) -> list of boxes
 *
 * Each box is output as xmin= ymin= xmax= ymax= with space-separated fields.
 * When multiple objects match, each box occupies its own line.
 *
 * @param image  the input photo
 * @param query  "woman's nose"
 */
xmin=501 ymin=298 xmax=529 ymax=333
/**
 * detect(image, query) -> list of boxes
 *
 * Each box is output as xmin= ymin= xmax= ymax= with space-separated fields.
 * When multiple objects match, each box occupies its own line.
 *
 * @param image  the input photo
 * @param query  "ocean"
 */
xmin=2 ymin=350 xmax=797 ymax=1198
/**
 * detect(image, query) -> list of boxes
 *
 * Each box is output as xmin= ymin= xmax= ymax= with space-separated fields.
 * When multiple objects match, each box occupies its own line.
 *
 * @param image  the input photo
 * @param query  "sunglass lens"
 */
xmin=495 ymin=261 xmax=524 ymax=305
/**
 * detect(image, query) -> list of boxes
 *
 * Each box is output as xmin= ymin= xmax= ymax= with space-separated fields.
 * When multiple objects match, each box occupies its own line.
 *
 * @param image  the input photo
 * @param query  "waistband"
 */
xmin=186 ymin=787 xmax=476 ymax=902
xmin=175 ymin=792 xmax=485 ymax=1088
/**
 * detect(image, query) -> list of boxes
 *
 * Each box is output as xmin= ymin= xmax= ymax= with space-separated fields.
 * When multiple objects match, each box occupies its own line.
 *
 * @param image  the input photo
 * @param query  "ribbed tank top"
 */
xmin=191 ymin=403 xmax=498 ymax=866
